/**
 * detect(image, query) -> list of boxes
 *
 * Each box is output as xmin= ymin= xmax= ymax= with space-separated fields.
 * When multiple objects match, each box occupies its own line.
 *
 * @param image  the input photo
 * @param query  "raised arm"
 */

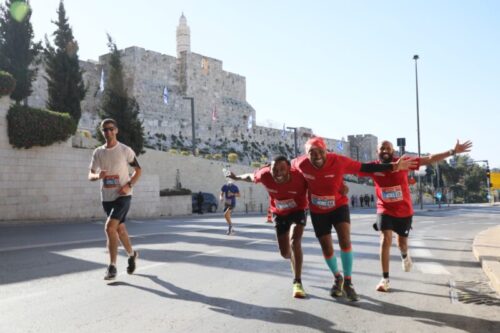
xmin=419 ymin=140 xmax=473 ymax=166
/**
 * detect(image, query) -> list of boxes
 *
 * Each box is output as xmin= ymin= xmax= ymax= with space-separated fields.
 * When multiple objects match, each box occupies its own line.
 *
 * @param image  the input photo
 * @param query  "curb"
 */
xmin=472 ymin=225 xmax=500 ymax=295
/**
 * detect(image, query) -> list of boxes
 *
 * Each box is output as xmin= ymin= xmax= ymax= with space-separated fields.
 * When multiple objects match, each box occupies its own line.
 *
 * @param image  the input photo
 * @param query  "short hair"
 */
xmin=272 ymin=155 xmax=291 ymax=167
xmin=100 ymin=118 xmax=118 ymax=129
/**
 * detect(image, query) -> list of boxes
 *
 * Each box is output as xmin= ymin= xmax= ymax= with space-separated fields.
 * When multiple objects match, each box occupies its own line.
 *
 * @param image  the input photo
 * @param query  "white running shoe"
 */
xmin=402 ymin=253 xmax=413 ymax=272
xmin=376 ymin=278 xmax=390 ymax=292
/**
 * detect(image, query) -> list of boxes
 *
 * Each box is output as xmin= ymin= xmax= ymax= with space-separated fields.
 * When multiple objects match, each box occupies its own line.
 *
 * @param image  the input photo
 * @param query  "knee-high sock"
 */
xmin=340 ymin=247 xmax=353 ymax=278
xmin=324 ymin=253 xmax=339 ymax=275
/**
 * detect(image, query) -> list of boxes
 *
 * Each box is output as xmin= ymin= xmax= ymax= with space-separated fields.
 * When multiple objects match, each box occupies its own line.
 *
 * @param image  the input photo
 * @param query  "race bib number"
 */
xmin=103 ymin=175 xmax=120 ymax=188
xmin=225 ymin=198 xmax=233 ymax=205
xmin=275 ymin=199 xmax=297 ymax=211
xmin=311 ymin=194 xmax=335 ymax=209
xmin=381 ymin=185 xmax=403 ymax=202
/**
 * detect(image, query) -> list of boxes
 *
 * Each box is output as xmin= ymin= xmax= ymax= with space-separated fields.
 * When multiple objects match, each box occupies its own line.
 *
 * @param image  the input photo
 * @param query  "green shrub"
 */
xmin=159 ymin=188 xmax=192 ymax=196
xmin=0 ymin=71 xmax=16 ymax=96
xmin=7 ymin=105 xmax=77 ymax=149
xmin=228 ymin=153 xmax=238 ymax=163
xmin=251 ymin=161 xmax=261 ymax=168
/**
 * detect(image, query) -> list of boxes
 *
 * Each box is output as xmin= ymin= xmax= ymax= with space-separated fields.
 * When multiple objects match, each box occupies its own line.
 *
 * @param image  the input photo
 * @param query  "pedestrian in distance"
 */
xmin=228 ymin=156 xmax=309 ymax=298
xmin=88 ymin=119 xmax=142 ymax=280
xmin=196 ymin=191 xmax=204 ymax=214
xmin=360 ymin=139 xmax=472 ymax=292
xmin=220 ymin=179 xmax=240 ymax=235
xmin=292 ymin=137 xmax=417 ymax=301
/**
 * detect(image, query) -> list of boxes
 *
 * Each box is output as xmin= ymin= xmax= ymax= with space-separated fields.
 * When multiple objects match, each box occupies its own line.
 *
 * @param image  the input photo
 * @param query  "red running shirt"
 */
xmin=254 ymin=166 xmax=308 ymax=215
xmin=359 ymin=158 xmax=421 ymax=218
xmin=292 ymin=153 xmax=361 ymax=213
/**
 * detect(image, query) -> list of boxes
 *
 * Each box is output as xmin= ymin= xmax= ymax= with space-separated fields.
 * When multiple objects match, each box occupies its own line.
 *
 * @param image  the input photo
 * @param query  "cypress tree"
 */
xmin=0 ymin=0 xmax=41 ymax=104
xmin=44 ymin=0 xmax=85 ymax=124
xmin=100 ymin=35 xmax=144 ymax=155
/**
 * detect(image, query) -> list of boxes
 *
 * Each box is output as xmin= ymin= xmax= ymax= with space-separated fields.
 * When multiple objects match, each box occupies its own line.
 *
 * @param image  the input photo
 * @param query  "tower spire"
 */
xmin=176 ymin=13 xmax=191 ymax=57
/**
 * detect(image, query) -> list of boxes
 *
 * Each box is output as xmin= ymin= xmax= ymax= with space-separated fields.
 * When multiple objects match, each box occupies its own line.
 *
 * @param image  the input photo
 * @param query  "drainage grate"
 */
xmin=449 ymin=280 xmax=500 ymax=306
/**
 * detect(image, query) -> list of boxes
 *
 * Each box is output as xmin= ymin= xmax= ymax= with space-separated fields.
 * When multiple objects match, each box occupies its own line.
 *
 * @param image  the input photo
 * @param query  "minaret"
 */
xmin=176 ymin=13 xmax=191 ymax=57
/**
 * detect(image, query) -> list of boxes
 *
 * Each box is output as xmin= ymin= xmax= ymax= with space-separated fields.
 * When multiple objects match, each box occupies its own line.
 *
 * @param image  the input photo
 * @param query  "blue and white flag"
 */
xmin=247 ymin=114 xmax=253 ymax=130
xmin=99 ymin=69 xmax=104 ymax=92
xmin=336 ymin=141 xmax=343 ymax=152
xmin=281 ymin=123 xmax=286 ymax=138
xmin=163 ymin=86 xmax=169 ymax=105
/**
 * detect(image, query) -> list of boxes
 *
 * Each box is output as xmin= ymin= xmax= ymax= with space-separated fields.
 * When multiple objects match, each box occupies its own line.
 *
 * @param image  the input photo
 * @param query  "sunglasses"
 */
xmin=102 ymin=127 xmax=115 ymax=132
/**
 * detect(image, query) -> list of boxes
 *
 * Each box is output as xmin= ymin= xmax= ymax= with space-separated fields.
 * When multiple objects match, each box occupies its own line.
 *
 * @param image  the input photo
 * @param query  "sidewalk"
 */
xmin=472 ymin=225 xmax=500 ymax=295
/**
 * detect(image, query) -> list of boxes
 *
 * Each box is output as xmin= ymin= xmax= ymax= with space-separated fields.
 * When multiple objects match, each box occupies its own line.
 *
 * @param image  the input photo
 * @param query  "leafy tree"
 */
xmin=44 ymin=0 xmax=85 ymax=124
xmin=0 ymin=0 xmax=41 ymax=104
xmin=99 ymin=35 xmax=144 ymax=155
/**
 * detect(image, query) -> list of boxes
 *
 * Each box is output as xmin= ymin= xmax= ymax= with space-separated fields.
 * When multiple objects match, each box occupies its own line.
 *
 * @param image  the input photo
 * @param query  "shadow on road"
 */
xmin=109 ymin=274 xmax=347 ymax=333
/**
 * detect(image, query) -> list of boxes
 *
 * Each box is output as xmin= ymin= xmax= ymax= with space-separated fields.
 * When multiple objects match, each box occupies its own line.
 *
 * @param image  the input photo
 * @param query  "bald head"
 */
xmin=378 ymin=140 xmax=395 ymax=163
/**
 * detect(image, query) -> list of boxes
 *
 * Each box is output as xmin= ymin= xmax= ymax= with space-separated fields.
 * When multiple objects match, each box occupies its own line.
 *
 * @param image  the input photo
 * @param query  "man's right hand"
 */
xmin=98 ymin=170 xmax=107 ymax=179
xmin=394 ymin=155 xmax=418 ymax=171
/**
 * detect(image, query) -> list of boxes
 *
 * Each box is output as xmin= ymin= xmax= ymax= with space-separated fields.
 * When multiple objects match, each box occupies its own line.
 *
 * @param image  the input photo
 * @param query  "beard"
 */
xmin=379 ymin=152 xmax=393 ymax=164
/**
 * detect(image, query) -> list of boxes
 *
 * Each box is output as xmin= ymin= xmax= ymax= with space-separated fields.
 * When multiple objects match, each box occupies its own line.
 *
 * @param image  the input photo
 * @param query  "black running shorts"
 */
xmin=102 ymin=195 xmax=132 ymax=223
xmin=376 ymin=214 xmax=412 ymax=237
xmin=310 ymin=205 xmax=351 ymax=238
xmin=273 ymin=210 xmax=307 ymax=236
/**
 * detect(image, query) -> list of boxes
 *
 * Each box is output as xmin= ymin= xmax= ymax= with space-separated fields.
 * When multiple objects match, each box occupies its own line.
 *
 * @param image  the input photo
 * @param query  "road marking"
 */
xmin=0 ymin=291 xmax=48 ymax=304
xmin=415 ymin=262 xmax=450 ymax=275
xmin=188 ymin=249 xmax=222 ymax=258
xmin=411 ymin=239 xmax=451 ymax=275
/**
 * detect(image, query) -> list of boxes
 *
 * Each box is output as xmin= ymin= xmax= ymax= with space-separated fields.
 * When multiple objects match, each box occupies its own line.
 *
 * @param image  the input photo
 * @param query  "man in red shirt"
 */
xmin=361 ymin=139 xmax=472 ymax=292
xmin=229 ymin=156 xmax=309 ymax=298
xmin=292 ymin=137 xmax=416 ymax=301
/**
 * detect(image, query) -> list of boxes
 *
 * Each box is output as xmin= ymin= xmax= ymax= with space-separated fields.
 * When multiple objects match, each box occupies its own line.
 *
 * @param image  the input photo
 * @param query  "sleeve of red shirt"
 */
xmin=339 ymin=155 xmax=363 ymax=174
xmin=253 ymin=168 xmax=263 ymax=184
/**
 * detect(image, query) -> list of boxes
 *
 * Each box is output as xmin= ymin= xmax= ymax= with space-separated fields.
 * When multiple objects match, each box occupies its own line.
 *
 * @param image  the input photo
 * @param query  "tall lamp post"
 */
xmin=413 ymin=54 xmax=423 ymax=209
xmin=286 ymin=126 xmax=298 ymax=157
xmin=183 ymin=96 xmax=196 ymax=155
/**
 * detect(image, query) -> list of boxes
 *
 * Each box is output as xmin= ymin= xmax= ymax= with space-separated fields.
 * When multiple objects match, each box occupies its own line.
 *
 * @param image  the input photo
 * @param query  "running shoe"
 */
xmin=402 ymin=253 xmax=413 ymax=272
xmin=127 ymin=250 xmax=138 ymax=274
xmin=226 ymin=226 xmax=235 ymax=235
xmin=330 ymin=274 xmax=344 ymax=298
xmin=293 ymin=282 xmax=306 ymax=298
xmin=343 ymin=282 xmax=360 ymax=301
xmin=376 ymin=278 xmax=390 ymax=292
xmin=104 ymin=264 xmax=117 ymax=280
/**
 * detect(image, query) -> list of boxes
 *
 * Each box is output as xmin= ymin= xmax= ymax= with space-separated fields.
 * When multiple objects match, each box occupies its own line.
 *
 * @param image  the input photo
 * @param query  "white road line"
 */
xmin=0 ymin=291 xmax=48 ymax=304
xmin=416 ymin=262 xmax=450 ymax=275
xmin=412 ymin=239 xmax=451 ymax=275
xmin=188 ymin=249 xmax=222 ymax=258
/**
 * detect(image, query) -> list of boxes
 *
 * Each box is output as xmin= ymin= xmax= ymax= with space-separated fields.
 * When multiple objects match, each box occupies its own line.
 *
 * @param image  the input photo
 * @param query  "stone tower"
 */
xmin=176 ymin=13 xmax=191 ymax=57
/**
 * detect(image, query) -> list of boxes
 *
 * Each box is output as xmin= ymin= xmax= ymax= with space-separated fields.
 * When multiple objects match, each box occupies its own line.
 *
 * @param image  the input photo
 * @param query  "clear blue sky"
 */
xmin=29 ymin=0 xmax=500 ymax=168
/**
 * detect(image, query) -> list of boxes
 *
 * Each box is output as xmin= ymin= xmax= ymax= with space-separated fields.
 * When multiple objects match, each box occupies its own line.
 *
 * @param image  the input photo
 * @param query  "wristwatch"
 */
xmin=448 ymin=149 xmax=456 ymax=156
xmin=127 ymin=181 xmax=133 ymax=188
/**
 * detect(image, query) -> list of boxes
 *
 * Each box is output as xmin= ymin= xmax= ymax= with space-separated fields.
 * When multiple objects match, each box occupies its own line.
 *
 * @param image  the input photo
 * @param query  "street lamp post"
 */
xmin=286 ymin=126 xmax=298 ymax=157
xmin=183 ymin=96 xmax=196 ymax=155
xmin=413 ymin=54 xmax=423 ymax=209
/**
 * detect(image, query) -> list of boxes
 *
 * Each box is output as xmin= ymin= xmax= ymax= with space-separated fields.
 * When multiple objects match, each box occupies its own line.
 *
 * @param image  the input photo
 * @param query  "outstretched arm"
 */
xmin=359 ymin=156 xmax=418 ymax=173
xmin=419 ymin=140 xmax=473 ymax=166
xmin=227 ymin=171 xmax=254 ymax=183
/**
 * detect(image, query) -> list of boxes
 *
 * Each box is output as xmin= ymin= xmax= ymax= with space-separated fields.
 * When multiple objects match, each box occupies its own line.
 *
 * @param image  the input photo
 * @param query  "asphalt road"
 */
xmin=1 ymin=205 xmax=499 ymax=333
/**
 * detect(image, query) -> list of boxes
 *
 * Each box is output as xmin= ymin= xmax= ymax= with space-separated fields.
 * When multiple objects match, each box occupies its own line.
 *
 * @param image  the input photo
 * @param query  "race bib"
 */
xmin=381 ymin=185 xmax=403 ymax=202
xmin=275 ymin=199 xmax=297 ymax=211
xmin=311 ymin=194 xmax=335 ymax=209
xmin=103 ymin=175 xmax=120 ymax=188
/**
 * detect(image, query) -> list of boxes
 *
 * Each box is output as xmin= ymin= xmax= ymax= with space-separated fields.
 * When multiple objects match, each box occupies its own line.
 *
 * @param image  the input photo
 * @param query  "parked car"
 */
xmin=192 ymin=192 xmax=219 ymax=213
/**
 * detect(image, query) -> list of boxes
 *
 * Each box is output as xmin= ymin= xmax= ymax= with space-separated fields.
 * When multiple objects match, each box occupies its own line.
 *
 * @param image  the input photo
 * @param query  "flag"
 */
xmin=281 ymin=123 xmax=286 ymax=138
xmin=99 ymin=69 xmax=104 ymax=92
xmin=247 ymin=114 xmax=253 ymax=130
xmin=212 ymin=105 xmax=217 ymax=122
xmin=163 ymin=86 xmax=169 ymax=105
xmin=337 ymin=141 xmax=343 ymax=152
